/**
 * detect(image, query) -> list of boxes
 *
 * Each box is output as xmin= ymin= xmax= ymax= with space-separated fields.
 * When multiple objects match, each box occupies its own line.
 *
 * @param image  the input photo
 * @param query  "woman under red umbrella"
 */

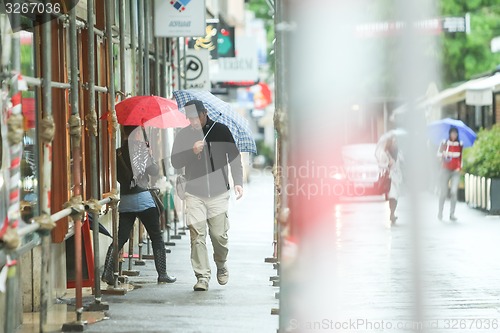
xmin=102 ymin=125 xmax=176 ymax=284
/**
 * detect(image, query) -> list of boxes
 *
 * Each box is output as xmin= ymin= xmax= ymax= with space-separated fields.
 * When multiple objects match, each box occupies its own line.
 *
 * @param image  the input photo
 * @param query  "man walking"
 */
xmin=171 ymin=100 xmax=243 ymax=291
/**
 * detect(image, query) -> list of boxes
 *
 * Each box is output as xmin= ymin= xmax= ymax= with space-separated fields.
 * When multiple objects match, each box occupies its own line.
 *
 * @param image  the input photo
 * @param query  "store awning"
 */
xmin=425 ymin=73 xmax=500 ymax=107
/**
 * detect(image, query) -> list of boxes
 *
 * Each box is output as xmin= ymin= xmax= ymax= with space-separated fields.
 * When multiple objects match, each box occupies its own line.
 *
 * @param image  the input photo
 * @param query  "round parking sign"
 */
xmin=180 ymin=55 xmax=204 ymax=81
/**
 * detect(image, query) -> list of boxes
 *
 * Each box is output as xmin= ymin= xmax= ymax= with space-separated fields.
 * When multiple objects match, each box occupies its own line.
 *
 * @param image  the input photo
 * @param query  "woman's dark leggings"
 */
xmin=118 ymin=207 xmax=166 ymax=276
xmin=118 ymin=207 xmax=163 ymax=250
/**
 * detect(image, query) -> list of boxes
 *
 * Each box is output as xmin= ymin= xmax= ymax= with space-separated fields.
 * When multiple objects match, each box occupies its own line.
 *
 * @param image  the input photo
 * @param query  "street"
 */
xmin=12 ymin=171 xmax=500 ymax=333
xmin=282 ymin=191 xmax=500 ymax=332
xmin=80 ymin=173 xmax=500 ymax=333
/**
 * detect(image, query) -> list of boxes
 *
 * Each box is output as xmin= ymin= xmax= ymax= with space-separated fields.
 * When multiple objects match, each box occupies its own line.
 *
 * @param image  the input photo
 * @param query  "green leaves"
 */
xmin=440 ymin=1 xmax=500 ymax=86
xmin=463 ymin=125 xmax=500 ymax=178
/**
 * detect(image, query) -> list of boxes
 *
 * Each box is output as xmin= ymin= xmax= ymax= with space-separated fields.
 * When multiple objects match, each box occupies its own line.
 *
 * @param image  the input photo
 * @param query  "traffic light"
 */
xmin=217 ymin=24 xmax=235 ymax=58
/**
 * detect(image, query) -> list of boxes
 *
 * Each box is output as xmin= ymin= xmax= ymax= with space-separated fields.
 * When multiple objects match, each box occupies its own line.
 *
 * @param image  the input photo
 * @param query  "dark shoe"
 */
xmin=101 ymin=244 xmax=115 ymax=285
xmin=217 ymin=266 xmax=229 ymax=285
xmin=193 ymin=279 xmax=209 ymax=291
xmin=158 ymin=273 xmax=177 ymax=284
xmin=450 ymin=215 xmax=458 ymax=221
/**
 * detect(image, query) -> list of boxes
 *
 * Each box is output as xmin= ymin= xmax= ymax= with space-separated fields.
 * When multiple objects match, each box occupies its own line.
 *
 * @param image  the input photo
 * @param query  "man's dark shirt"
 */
xmin=171 ymin=117 xmax=243 ymax=198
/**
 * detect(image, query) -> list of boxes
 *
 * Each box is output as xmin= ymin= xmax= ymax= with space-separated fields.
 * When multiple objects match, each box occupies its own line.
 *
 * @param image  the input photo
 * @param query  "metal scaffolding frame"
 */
xmin=0 ymin=0 xmax=185 ymax=332
xmin=0 ymin=0 xmax=176 ymax=331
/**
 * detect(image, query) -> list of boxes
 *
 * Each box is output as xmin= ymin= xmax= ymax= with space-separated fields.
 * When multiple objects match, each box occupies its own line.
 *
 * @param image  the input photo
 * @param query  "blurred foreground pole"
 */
xmin=280 ymin=0 xmax=437 ymax=331
xmin=395 ymin=1 xmax=438 ymax=330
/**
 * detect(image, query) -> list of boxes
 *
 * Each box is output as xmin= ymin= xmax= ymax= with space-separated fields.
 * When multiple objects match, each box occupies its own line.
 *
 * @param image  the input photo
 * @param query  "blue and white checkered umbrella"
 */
xmin=173 ymin=90 xmax=257 ymax=154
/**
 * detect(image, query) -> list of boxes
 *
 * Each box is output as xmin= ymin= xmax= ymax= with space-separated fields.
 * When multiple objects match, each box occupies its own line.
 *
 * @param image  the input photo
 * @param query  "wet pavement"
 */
xmin=17 ymin=172 xmax=500 ymax=333
xmin=283 ymin=192 xmax=500 ymax=332
xmin=83 ymin=171 xmax=279 ymax=333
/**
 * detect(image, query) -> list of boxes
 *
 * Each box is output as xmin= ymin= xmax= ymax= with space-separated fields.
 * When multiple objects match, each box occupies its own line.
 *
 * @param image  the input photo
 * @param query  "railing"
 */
xmin=1 ymin=196 xmax=115 ymax=333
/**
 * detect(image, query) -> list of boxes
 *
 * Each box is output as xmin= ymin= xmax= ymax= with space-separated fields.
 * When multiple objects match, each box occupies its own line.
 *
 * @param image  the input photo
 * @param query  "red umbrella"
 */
xmin=101 ymin=95 xmax=187 ymax=127
xmin=143 ymin=109 xmax=190 ymax=128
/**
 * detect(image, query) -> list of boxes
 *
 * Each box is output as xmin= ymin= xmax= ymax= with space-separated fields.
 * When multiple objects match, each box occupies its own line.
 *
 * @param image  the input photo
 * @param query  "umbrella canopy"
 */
xmin=173 ymin=90 xmax=257 ymax=154
xmin=377 ymin=128 xmax=407 ymax=146
xmin=143 ymin=109 xmax=190 ymax=128
xmin=87 ymin=214 xmax=112 ymax=238
xmin=102 ymin=95 xmax=180 ymax=126
xmin=375 ymin=129 xmax=407 ymax=163
xmin=427 ymin=118 xmax=476 ymax=147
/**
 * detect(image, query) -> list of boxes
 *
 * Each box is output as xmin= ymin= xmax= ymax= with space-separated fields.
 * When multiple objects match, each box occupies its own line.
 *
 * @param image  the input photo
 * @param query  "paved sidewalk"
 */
xmin=85 ymin=172 xmax=278 ymax=333
xmin=283 ymin=193 xmax=500 ymax=332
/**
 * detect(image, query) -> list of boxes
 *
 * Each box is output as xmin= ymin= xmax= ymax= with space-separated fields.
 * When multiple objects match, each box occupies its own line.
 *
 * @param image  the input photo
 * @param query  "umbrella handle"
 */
xmin=202 ymin=112 xmax=222 ymax=142
xmin=140 ymin=125 xmax=150 ymax=148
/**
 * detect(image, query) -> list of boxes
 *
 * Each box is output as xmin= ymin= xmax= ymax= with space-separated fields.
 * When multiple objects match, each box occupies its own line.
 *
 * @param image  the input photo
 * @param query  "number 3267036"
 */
xmin=5 ymin=2 xmax=61 ymax=15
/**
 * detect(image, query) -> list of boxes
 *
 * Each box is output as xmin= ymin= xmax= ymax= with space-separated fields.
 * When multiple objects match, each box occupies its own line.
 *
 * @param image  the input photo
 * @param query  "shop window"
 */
xmin=482 ymin=105 xmax=493 ymax=129
xmin=457 ymin=101 xmax=467 ymax=122
xmin=441 ymin=104 xmax=458 ymax=119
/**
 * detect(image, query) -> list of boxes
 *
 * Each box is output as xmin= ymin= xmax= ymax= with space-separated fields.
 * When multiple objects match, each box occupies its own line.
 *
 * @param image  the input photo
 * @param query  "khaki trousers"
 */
xmin=185 ymin=191 xmax=230 ymax=281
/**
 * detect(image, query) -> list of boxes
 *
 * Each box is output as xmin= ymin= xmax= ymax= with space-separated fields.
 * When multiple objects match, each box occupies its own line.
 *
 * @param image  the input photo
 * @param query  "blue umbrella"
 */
xmin=173 ymin=90 xmax=257 ymax=154
xmin=427 ymin=118 xmax=477 ymax=147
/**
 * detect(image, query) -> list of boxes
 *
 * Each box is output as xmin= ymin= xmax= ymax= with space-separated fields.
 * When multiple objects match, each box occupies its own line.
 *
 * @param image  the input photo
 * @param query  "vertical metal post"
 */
xmin=86 ymin=0 xmax=109 ymax=312
xmin=11 ymin=5 xmax=20 ymax=72
xmin=122 ymin=228 xmax=139 ymax=276
xmin=154 ymin=38 xmax=160 ymax=96
xmin=117 ymin=0 xmax=138 ymax=272
xmin=143 ymin=0 xmax=150 ymax=96
xmin=87 ymin=0 xmax=98 ymax=300
xmin=39 ymin=3 xmax=53 ymax=331
xmin=274 ymin=0 xmax=289 ymax=330
xmin=176 ymin=38 xmax=181 ymax=91
xmin=182 ymin=37 xmax=187 ymax=90
xmin=119 ymin=0 xmax=126 ymax=101
xmin=166 ymin=38 xmax=173 ymax=97
xmin=4 ymin=256 xmax=18 ymax=333
xmin=160 ymin=38 xmax=173 ymax=246
xmin=127 ymin=230 xmax=134 ymax=269
xmin=276 ymin=0 xmax=288 ymax=263
xmin=270 ymin=0 xmax=284 ymax=263
xmin=160 ymin=38 xmax=167 ymax=98
xmin=105 ymin=0 xmax=123 ymax=292
xmin=129 ymin=0 xmax=137 ymax=96
xmin=134 ymin=0 xmax=151 ymax=264
xmin=61 ymin=4 xmax=86 ymax=329
xmin=137 ymin=0 xmax=144 ymax=95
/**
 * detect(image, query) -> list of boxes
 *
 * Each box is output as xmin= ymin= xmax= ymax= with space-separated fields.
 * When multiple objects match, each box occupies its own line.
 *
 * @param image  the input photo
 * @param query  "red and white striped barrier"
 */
xmin=6 ymin=74 xmax=27 ymax=233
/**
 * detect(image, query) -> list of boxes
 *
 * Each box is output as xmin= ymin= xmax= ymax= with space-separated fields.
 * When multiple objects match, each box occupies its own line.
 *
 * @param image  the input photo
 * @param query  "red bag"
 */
xmin=376 ymin=169 xmax=391 ymax=194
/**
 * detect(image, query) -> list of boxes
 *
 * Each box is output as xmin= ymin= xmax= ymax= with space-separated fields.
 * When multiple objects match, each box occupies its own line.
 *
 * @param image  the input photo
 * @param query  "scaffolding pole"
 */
xmin=154 ymin=38 xmax=160 ymax=97
xmin=137 ymin=0 xmax=144 ymax=96
xmin=161 ymin=38 xmax=167 ymax=98
xmin=61 ymin=3 xmax=86 ymax=331
xmin=143 ymin=0 xmax=150 ymax=96
xmin=85 ymin=0 xmax=110 ymax=313
xmin=39 ymin=3 xmax=56 ymax=331
xmin=105 ymin=0 xmax=126 ymax=294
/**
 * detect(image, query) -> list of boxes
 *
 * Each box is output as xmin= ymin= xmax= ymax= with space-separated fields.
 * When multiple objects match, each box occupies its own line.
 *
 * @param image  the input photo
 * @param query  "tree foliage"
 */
xmin=439 ymin=1 xmax=500 ymax=86
xmin=463 ymin=124 xmax=500 ymax=178
xmin=246 ymin=0 xmax=275 ymax=73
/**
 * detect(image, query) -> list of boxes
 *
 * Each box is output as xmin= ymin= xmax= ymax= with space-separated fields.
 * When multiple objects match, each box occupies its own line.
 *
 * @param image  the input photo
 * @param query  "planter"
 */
xmin=464 ymin=173 xmax=500 ymax=214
